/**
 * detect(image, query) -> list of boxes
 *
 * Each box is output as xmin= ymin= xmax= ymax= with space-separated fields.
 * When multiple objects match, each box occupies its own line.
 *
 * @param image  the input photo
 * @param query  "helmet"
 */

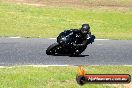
xmin=81 ymin=24 xmax=90 ymax=34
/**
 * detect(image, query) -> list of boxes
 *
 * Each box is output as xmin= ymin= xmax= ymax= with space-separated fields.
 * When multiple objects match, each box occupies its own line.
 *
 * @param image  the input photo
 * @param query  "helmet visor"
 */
xmin=81 ymin=26 xmax=89 ymax=33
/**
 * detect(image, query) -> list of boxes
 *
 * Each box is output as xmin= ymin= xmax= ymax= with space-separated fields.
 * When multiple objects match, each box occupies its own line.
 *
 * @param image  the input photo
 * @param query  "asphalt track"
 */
xmin=0 ymin=38 xmax=132 ymax=66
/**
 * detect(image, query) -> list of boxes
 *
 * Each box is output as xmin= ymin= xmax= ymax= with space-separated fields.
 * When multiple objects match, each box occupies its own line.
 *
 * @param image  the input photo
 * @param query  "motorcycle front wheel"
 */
xmin=46 ymin=43 xmax=62 ymax=55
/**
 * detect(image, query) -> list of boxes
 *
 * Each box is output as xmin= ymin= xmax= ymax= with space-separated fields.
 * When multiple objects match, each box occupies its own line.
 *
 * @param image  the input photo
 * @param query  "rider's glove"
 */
xmin=88 ymin=35 xmax=96 ymax=44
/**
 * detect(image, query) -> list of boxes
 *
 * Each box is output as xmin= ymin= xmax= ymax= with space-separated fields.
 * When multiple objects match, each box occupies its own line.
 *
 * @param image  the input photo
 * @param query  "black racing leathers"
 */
xmin=57 ymin=29 xmax=95 ymax=48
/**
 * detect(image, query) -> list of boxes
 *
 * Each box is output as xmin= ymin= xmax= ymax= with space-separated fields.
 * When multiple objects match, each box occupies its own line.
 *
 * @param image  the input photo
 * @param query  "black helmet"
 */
xmin=81 ymin=24 xmax=90 ymax=34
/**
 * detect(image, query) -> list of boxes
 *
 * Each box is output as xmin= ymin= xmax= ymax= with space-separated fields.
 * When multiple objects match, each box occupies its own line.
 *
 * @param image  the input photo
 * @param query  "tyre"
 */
xmin=46 ymin=43 xmax=61 ymax=55
xmin=78 ymin=45 xmax=87 ymax=54
xmin=76 ymin=75 xmax=86 ymax=85
xmin=71 ymin=45 xmax=87 ymax=56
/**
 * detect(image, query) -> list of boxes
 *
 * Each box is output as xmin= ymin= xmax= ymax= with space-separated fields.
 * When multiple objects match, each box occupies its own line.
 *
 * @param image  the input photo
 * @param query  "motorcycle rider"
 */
xmin=57 ymin=23 xmax=95 ymax=56
xmin=72 ymin=24 xmax=95 ymax=46
xmin=71 ymin=24 xmax=95 ymax=55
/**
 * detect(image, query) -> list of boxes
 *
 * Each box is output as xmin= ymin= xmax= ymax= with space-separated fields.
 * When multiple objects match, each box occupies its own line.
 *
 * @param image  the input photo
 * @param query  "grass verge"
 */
xmin=0 ymin=1 xmax=132 ymax=39
xmin=0 ymin=66 xmax=132 ymax=88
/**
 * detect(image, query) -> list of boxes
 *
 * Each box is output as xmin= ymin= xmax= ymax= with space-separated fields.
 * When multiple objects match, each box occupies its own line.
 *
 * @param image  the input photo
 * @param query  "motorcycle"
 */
xmin=46 ymin=30 xmax=95 ymax=56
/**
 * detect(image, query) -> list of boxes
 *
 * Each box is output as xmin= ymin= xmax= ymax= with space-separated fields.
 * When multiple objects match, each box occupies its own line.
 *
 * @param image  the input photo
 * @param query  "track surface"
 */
xmin=0 ymin=38 xmax=132 ymax=66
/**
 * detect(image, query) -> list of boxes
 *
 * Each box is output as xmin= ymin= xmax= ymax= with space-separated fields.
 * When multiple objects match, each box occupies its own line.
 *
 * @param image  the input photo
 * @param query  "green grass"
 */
xmin=0 ymin=66 xmax=132 ymax=88
xmin=0 ymin=2 xmax=132 ymax=39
